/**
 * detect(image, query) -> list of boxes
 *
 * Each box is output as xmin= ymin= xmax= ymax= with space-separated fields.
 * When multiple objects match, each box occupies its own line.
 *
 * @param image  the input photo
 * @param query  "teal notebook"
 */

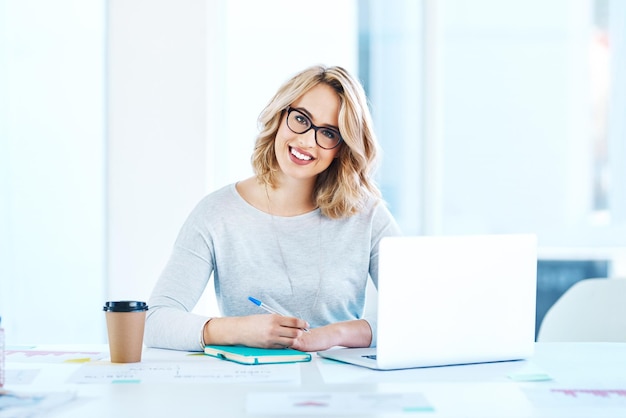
xmin=204 ymin=345 xmax=311 ymax=365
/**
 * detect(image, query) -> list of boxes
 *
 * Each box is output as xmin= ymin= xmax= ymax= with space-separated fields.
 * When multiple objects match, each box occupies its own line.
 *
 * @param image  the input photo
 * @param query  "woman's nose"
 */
xmin=298 ymin=128 xmax=317 ymax=148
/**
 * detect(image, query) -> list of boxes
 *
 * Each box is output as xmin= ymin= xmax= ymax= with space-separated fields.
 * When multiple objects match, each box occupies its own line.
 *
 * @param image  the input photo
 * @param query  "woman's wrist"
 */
xmin=204 ymin=316 xmax=249 ymax=346
xmin=202 ymin=318 xmax=227 ymax=345
xmin=200 ymin=318 xmax=212 ymax=349
xmin=327 ymin=319 xmax=372 ymax=348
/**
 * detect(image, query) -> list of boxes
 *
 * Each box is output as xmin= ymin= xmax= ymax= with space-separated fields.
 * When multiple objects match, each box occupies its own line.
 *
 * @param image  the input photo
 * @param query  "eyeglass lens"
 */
xmin=286 ymin=108 xmax=342 ymax=150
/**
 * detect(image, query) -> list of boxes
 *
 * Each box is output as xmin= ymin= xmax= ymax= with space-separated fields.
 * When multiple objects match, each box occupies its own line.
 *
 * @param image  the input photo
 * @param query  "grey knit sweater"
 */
xmin=145 ymin=183 xmax=401 ymax=351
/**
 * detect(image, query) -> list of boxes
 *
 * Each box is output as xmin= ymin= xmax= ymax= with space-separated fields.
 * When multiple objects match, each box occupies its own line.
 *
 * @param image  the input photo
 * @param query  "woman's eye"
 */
xmin=320 ymin=129 xmax=338 ymax=140
xmin=294 ymin=115 xmax=309 ymax=126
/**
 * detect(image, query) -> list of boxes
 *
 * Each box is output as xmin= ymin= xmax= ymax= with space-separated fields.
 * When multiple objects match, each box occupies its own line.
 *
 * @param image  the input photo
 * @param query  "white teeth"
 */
xmin=291 ymin=148 xmax=312 ymax=161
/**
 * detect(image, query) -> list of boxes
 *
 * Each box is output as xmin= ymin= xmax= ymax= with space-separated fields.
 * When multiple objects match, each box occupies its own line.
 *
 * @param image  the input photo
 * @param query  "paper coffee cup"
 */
xmin=103 ymin=301 xmax=148 ymax=363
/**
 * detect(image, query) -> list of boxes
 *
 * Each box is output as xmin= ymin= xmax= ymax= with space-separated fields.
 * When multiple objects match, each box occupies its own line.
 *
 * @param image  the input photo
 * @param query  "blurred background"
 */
xmin=1 ymin=0 xmax=625 ymax=344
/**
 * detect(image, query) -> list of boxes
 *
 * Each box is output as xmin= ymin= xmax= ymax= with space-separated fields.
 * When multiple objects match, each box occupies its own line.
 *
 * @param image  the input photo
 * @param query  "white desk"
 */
xmin=3 ymin=343 xmax=626 ymax=417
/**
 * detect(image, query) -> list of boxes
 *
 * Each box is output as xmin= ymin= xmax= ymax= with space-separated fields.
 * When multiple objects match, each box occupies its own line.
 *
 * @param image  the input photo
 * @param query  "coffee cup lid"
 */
xmin=103 ymin=301 xmax=148 ymax=312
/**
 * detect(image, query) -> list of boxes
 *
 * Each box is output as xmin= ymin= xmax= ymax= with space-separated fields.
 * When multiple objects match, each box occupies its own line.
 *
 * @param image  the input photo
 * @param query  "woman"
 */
xmin=145 ymin=65 xmax=401 ymax=352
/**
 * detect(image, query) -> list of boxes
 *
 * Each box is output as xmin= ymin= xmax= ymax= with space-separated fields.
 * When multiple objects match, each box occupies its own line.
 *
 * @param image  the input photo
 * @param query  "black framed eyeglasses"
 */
xmin=285 ymin=107 xmax=343 ymax=150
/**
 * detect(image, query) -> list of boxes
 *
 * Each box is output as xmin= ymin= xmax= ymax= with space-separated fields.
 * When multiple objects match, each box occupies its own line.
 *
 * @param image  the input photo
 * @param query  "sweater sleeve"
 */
xmin=362 ymin=201 xmax=403 ymax=347
xmin=145 ymin=200 xmax=215 ymax=351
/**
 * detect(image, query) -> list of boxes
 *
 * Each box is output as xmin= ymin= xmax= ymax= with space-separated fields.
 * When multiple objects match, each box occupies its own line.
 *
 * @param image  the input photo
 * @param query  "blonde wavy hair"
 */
xmin=251 ymin=65 xmax=382 ymax=219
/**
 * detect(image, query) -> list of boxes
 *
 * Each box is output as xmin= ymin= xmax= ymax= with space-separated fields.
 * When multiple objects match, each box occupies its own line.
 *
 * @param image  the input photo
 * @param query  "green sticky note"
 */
xmin=508 ymin=372 xmax=553 ymax=382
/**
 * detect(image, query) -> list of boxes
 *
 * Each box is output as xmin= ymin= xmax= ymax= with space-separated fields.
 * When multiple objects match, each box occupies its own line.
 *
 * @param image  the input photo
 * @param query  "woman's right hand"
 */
xmin=203 ymin=314 xmax=309 ymax=349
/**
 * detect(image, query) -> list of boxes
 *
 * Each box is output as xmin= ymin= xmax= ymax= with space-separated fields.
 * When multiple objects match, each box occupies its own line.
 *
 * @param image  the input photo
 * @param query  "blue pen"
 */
xmin=248 ymin=296 xmax=309 ymax=332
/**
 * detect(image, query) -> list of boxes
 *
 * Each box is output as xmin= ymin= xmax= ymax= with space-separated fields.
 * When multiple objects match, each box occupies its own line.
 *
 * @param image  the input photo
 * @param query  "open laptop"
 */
xmin=318 ymin=234 xmax=537 ymax=370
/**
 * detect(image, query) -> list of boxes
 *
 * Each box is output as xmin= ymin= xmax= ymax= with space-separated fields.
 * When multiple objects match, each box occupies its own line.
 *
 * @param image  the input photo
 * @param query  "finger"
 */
xmin=271 ymin=337 xmax=296 ymax=349
xmin=278 ymin=326 xmax=308 ymax=341
xmin=279 ymin=317 xmax=309 ymax=331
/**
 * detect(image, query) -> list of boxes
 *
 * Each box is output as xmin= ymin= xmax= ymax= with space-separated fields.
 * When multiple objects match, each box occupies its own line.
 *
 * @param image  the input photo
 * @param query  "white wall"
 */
xmin=435 ymin=0 xmax=626 ymax=253
xmin=368 ymin=0 xmax=425 ymax=235
xmin=370 ymin=0 xmax=626 ymax=259
xmin=106 ymin=0 xmax=208 ymax=306
xmin=0 ymin=0 xmax=106 ymax=343
xmin=438 ymin=0 xmax=591 ymax=243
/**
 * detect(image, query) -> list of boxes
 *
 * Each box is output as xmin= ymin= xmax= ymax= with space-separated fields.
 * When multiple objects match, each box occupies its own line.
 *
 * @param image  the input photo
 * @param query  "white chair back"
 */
xmin=537 ymin=277 xmax=626 ymax=342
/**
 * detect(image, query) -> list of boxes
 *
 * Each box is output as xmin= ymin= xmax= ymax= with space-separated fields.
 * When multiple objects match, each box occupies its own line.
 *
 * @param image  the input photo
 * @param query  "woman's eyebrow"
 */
xmin=293 ymin=106 xmax=340 ymax=131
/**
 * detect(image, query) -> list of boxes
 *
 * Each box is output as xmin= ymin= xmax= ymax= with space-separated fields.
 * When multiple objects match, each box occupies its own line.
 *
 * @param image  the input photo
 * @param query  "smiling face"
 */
xmin=273 ymin=83 xmax=342 ymax=184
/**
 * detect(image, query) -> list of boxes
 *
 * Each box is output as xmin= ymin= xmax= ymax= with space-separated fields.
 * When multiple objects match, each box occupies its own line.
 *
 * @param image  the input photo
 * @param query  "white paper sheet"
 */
xmin=67 ymin=360 xmax=301 ymax=384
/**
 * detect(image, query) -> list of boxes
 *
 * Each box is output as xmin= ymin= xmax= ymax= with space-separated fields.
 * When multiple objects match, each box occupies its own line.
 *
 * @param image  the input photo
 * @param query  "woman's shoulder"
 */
xmin=327 ymin=195 xmax=394 ymax=227
xmin=190 ymin=180 xmax=266 ymax=220
xmin=358 ymin=194 xmax=392 ymax=218
xmin=185 ymin=183 xmax=243 ymax=220
xmin=356 ymin=196 xmax=401 ymax=234
xmin=195 ymin=183 xmax=238 ymax=206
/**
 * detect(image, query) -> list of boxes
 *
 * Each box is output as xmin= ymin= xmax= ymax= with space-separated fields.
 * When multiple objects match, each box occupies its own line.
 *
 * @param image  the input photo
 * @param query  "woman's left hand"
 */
xmin=290 ymin=319 xmax=373 ymax=352
xmin=290 ymin=327 xmax=334 ymax=352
